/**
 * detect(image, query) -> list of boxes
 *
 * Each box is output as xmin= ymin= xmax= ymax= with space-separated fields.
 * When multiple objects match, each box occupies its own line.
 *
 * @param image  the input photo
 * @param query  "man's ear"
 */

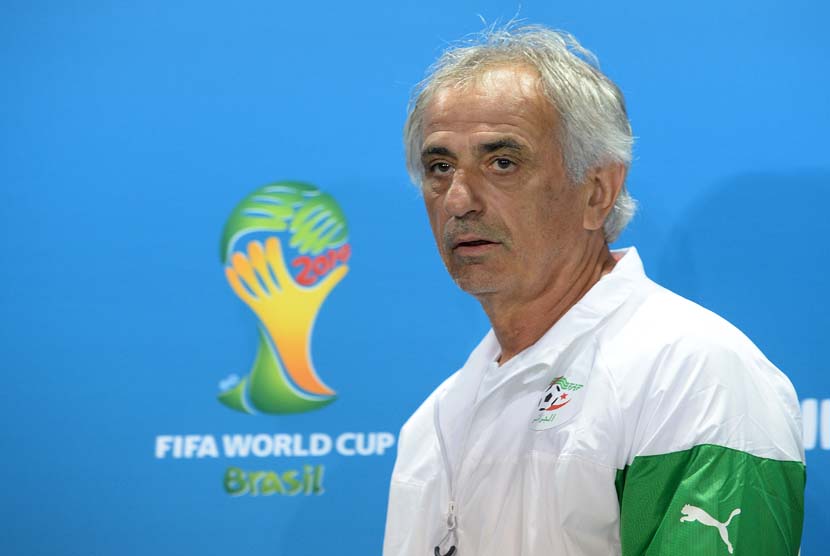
xmin=583 ymin=163 xmax=627 ymax=233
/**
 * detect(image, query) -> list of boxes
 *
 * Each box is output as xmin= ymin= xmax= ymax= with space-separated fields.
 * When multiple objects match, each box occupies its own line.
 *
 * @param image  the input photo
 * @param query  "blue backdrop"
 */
xmin=1 ymin=1 xmax=827 ymax=554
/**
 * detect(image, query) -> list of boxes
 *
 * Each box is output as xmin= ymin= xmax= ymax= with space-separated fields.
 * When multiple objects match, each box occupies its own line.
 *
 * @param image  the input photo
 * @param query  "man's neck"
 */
xmin=481 ymin=242 xmax=617 ymax=365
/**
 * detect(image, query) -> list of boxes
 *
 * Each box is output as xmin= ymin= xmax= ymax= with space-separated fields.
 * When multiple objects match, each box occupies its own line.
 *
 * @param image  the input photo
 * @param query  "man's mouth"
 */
xmin=455 ymin=239 xmax=496 ymax=248
xmin=451 ymin=236 xmax=500 ymax=254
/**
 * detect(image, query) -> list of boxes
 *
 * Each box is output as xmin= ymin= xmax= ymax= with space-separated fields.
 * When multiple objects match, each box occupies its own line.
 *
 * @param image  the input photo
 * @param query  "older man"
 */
xmin=383 ymin=26 xmax=805 ymax=556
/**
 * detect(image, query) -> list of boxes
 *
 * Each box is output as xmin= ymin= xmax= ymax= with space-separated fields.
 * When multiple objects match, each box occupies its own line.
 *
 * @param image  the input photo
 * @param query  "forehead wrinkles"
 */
xmin=422 ymin=66 xmax=558 ymax=145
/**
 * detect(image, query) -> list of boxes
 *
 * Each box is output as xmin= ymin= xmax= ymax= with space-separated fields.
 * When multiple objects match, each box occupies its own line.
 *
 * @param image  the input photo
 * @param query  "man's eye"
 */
xmin=429 ymin=162 xmax=453 ymax=175
xmin=493 ymin=158 xmax=515 ymax=170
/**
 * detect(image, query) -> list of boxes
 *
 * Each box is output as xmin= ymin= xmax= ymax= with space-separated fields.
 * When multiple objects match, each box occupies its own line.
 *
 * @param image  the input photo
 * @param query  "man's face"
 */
xmin=420 ymin=66 xmax=593 ymax=302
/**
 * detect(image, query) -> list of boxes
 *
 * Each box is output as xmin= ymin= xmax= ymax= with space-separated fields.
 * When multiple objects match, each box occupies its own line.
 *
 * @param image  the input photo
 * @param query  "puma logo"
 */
xmin=679 ymin=504 xmax=742 ymax=554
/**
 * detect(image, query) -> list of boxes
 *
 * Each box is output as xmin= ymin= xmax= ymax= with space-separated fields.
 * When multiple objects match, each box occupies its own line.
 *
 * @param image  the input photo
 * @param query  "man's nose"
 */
xmin=443 ymin=170 xmax=482 ymax=218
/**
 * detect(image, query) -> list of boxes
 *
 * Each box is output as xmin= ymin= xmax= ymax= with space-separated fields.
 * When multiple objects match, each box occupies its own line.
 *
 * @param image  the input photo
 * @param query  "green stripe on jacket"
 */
xmin=615 ymin=444 xmax=805 ymax=555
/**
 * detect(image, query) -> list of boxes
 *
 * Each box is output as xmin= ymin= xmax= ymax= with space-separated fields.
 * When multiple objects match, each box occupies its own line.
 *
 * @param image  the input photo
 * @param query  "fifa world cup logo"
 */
xmin=218 ymin=182 xmax=350 ymax=414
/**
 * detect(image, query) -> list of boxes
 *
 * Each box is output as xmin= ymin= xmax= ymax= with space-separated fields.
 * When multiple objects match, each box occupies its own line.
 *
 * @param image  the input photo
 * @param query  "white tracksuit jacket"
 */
xmin=383 ymin=248 xmax=805 ymax=556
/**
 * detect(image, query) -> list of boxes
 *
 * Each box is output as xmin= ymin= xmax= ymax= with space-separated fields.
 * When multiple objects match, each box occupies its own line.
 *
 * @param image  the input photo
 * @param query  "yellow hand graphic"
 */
xmin=225 ymin=237 xmax=348 ymax=396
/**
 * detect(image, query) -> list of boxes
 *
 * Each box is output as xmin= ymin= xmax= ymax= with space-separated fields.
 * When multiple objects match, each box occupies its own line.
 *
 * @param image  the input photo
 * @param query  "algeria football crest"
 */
xmin=531 ymin=376 xmax=583 ymax=431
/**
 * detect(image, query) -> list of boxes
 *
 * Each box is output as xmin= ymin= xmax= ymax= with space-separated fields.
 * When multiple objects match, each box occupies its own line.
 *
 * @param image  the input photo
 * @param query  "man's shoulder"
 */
xmin=602 ymin=280 xmax=769 ymax=371
xmin=599 ymin=281 xmax=803 ymax=462
xmin=390 ymin=371 xmax=458 ymax=483
xmin=601 ymin=280 xmax=796 ymax=402
xmin=400 ymin=372 xmax=458 ymax=433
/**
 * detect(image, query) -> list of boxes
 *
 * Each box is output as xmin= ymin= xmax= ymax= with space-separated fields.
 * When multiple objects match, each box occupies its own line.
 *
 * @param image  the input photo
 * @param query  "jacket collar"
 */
xmin=465 ymin=246 xmax=647 ymax=374
xmin=433 ymin=248 xmax=648 ymax=479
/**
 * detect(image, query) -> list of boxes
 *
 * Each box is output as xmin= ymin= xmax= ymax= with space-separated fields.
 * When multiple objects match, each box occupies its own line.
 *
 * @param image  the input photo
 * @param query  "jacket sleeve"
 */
xmin=614 ymin=338 xmax=805 ymax=556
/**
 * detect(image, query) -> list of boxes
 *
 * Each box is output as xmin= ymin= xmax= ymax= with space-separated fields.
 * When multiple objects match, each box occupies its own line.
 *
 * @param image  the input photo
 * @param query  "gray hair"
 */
xmin=404 ymin=25 xmax=636 ymax=243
